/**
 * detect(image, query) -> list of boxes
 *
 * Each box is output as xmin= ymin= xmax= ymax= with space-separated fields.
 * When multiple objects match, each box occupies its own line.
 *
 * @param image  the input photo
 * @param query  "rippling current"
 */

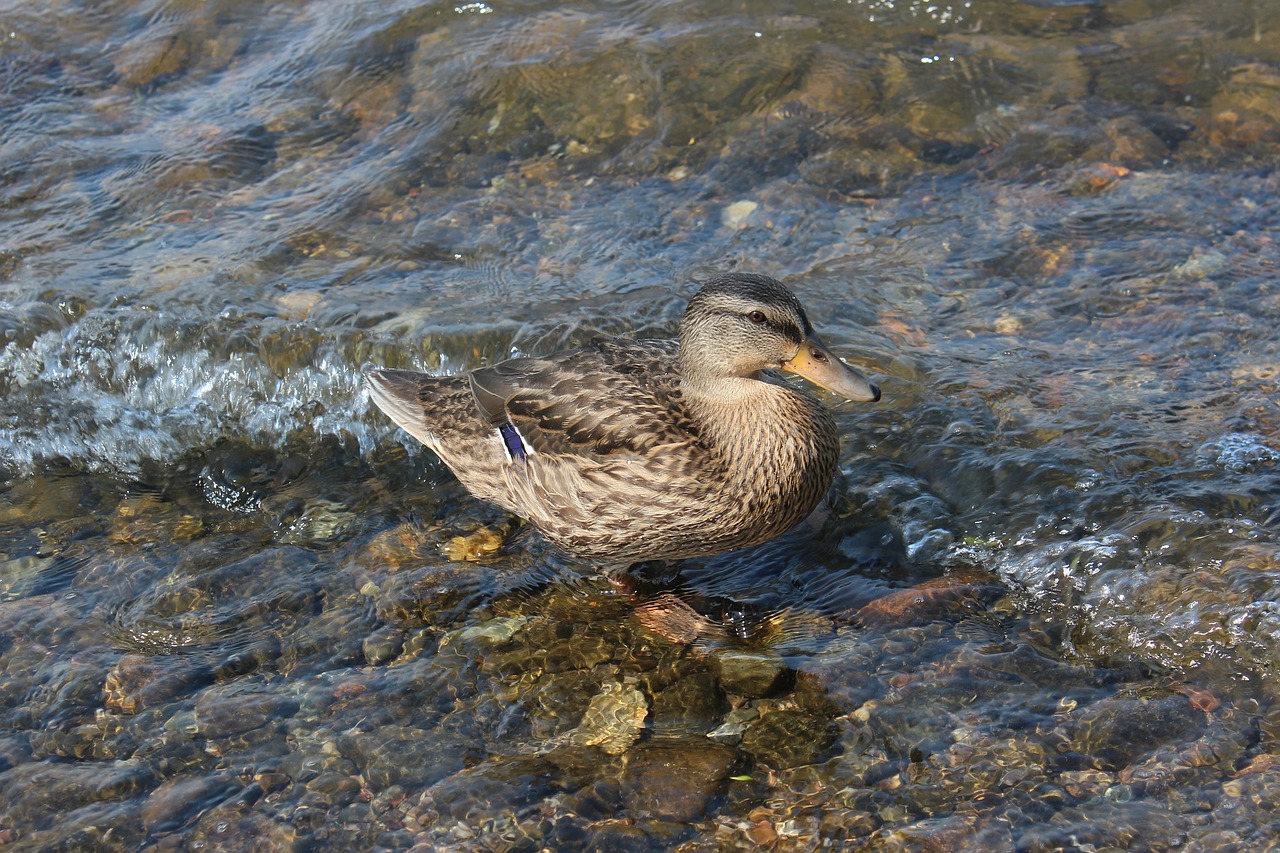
xmin=2 ymin=0 xmax=1280 ymax=849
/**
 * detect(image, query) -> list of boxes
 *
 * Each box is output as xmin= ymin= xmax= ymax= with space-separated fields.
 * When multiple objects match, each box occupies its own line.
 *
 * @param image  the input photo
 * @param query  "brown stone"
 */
xmin=620 ymin=741 xmax=736 ymax=820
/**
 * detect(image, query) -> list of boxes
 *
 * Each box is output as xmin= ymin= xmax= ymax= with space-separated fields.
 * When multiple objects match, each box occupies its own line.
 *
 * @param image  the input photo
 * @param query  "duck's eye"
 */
xmin=747 ymin=310 xmax=767 ymax=324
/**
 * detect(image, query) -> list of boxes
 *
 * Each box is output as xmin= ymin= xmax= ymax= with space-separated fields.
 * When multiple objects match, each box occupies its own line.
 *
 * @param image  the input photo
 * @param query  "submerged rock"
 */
xmin=710 ymin=649 xmax=789 ymax=699
xmin=193 ymin=682 xmax=300 ymax=738
xmin=741 ymin=702 xmax=840 ymax=769
xmin=620 ymin=740 xmax=737 ymax=821
xmin=104 ymin=654 xmax=212 ymax=715
xmin=0 ymin=758 xmax=155 ymax=821
xmin=1070 ymin=689 xmax=1206 ymax=770
xmin=110 ymin=495 xmax=204 ymax=545
xmin=416 ymin=755 xmax=563 ymax=827
xmin=566 ymin=680 xmax=649 ymax=756
xmin=442 ymin=523 xmax=511 ymax=562
xmin=650 ymin=667 xmax=727 ymax=738
xmin=140 ymin=773 xmax=242 ymax=835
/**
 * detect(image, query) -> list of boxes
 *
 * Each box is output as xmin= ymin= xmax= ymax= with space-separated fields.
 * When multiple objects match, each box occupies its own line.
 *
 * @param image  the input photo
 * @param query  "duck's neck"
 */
xmin=683 ymin=374 xmax=838 ymax=484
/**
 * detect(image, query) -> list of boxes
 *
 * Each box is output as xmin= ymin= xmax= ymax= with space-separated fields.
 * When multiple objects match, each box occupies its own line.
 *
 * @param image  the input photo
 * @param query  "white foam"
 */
xmin=0 ymin=304 xmax=409 ymax=476
xmin=1197 ymin=432 xmax=1279 ymax=473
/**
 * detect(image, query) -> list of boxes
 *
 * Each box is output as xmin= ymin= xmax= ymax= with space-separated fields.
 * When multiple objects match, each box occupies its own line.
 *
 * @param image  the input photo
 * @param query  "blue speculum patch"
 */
xmin=499 ymin=423 xmax=527 ymax=461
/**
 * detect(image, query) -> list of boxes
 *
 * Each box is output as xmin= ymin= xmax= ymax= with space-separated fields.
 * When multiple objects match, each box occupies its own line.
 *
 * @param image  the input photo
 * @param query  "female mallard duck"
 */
xmin=365 ymin=273 xmax=880 ymax=562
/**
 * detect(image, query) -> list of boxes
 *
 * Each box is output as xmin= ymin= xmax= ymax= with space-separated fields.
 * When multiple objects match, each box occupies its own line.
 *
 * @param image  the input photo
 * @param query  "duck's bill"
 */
xmin=782 ymin=336 xmax=881 ymax=403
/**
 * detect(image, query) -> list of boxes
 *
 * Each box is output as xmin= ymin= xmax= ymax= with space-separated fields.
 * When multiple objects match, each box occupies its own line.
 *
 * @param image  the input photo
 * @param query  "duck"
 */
xmin=365 ymin=272 xmax=880 ymax=562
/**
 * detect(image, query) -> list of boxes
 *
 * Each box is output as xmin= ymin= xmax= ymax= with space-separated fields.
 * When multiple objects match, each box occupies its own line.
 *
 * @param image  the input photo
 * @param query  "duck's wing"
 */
xmin=468 ymin=338 xmax=698 ymax=461
xmin=365 ymin=368 xmax=477 ymax=451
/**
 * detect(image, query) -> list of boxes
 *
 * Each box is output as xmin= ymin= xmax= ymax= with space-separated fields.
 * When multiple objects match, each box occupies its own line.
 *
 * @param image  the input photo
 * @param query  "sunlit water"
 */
xmin=2 ymin=0 xmax=1279 ymax=849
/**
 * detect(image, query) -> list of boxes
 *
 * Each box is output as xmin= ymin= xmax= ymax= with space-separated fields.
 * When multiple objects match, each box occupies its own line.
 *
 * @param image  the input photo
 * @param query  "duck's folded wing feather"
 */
xmin=468 ymin=339 xmax=696 ymax=460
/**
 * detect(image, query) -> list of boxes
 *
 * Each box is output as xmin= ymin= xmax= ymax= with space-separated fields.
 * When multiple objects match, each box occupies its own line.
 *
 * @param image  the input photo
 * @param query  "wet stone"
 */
xmin=0 ymin=555 xmax=55 ymax=598
xmin=862 ymin=813 xmax=992 ymax=852
xmin=792 ymin=670 xmax=845 ymax=719
xmin=280 ymin=745 xmax=357 ymax=786
xmin=362 ymin=624 xmax=405 ymax=665
xmin=797 ymin=145 xmax=918 ymax=198
xmin=816 ymin=806 xmax=879 ymax=841
xmin=375 ymin=562 xmax=496 ymax=628
xmin=1086 ymin=116 xmax=1171 ymax=167
xmin=1259 ymin=700 xmax=1280 ymax=744
xmin=0 ymin=735 xmax=32 ymax=774
xmin=513 ymin=669 xmax=601 ymax=743
xmin=193 ymin=683 xmax=299 ymax=738
xmin=341 ymin=724 xmax=478 ymax=789
xmin=32 ymin=713 xmax=135 ymax=762
xmin=14 ymin=819 xmax=142 ymax=852
xmin=213 ymin=639 xmax=282 ymax=681
xmin=1071 ymin=690 xmax=1205 ymax=770
xmin=0 ymin=611 xmax=85 ymax=708
xmin=272 ymin=496 xmax=360 ymax=545
xmin=185 ymin=808 xmax=298 ymax=852
xmin=1058 ymin=768 xmax=1117 ymax=800
xmin=104 ymin=654 xmax=213 ymax=715
xmin=711 ymin=649 xmax=788 ymax=698
xmin=141 ymin=773 xmax=242 ymax=835
xmin=278 ymin=602 xmax=372 ymax=674
xmin=650 ymin=667 xmax=727 ymax=737
xmin=442 ymin=523 xmax=509 ymax=561
xmin=16 ymin=653 xmax=107 ymax=724
xmin=112 ymin=25 xmax=193 ymax=88
xmin=133 ymin=729 xmax=218 ymax=780
xmin=416 ymin=755 xmax=562 ymax=826
xmin=305 ymin=769 xmax=363 ymax=802
xmin=162 ymin=708 xmax=201 ymax=738
xmin=1212 ymin=64 xmax=1280 ymax=125
xmin=583 ymin=817 xmax=694 ymax=852
xmin=0 ymin=758 xmax=156 ymax=818
xmin=620 ymin=740 xmax=737 ymax=821
xmin=253 ymin=768 xmax=292 ymax=796
xmin=498 ymin=619 xmax=631 ymax=676
xmin=634 ymin=593 xmax=722 ymax=646
xmin=856 ymin=569 xmax=1001 ymax=628
xmin=720 ymin=200 xmax=759 ymax=229
xmin=740 ymin=704 xmax=839 ymax=769
xmin=707 ymin=705 xmax=759 ymax=746
xmin=439 ymin=614 xmax=530 ymax=648
xmin=567 ymin=680 xmax=649 ymax=756
xmin=109 ymin=494 xmax=203 ymax=545
xmin=358 ymin=521 xmax=438 ymax=572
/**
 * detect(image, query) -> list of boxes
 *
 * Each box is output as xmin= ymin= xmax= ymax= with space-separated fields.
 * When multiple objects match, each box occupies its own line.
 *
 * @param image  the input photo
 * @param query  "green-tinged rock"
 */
xmin=711 ymin=649 xmax=788 ymax=698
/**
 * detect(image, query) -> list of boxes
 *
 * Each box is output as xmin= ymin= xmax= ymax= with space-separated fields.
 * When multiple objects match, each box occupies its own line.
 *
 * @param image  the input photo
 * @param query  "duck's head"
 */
xmin=678 ymin=273 xmax=881 ymax=403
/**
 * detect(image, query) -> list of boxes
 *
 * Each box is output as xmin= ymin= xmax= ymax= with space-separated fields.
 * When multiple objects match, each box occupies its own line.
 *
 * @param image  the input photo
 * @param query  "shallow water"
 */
xmin=2 ymin=0 xmax=1280 ymax=849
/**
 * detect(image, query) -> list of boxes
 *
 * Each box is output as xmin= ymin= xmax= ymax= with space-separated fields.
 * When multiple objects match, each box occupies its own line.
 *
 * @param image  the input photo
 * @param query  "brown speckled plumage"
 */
xmin=365 ymin=273 xmax=880 ymax=561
